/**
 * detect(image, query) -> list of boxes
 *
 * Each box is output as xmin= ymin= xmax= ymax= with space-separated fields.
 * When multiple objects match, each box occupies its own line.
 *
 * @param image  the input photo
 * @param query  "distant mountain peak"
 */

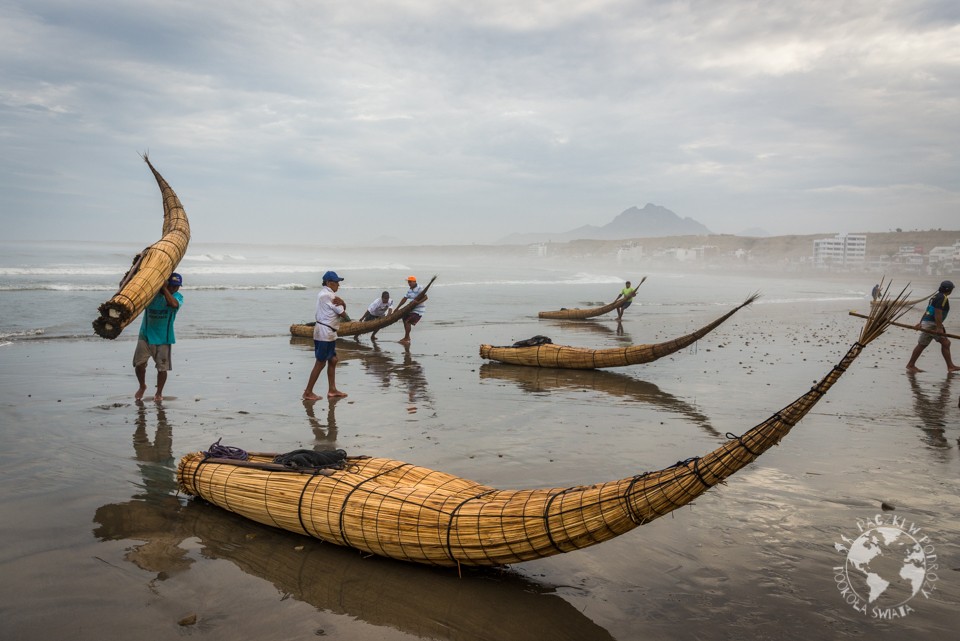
xmin=497 ymin=204 xmax=710 ymax=244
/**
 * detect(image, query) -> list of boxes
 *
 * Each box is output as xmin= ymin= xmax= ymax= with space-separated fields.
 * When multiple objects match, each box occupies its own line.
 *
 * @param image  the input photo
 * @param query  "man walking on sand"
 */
xmin=399 ymin=276 xmax=428 ymax=345
xmin=134 ymin=273 xmax=183 ymax=402
xmin=906 ymin=280 xmax=960 ymax=374
xmin=304 ymin=271 xmax=349 ymax=400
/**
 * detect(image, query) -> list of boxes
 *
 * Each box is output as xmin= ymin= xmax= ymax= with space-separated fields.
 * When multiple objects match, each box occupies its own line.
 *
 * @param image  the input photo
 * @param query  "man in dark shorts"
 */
xmin=399 ymin=276 xmax=428 ymax=345
xmin=303 ymin=271 xmax=349 ymax=399
xmin=615 ymin=280 xmax=637 ymax=320
xmin=906 ymin=280 xmax=958 ymax=373
xmin=134 ymin=273 xmax=183 ymax=402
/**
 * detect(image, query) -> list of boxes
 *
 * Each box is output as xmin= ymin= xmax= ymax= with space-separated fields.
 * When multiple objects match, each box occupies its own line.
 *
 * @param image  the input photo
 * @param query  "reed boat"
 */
xmin=176 ymin=290 xmax=911 ymax=567
xmin=538 ymin=277 xmax=645 ymax=319
xmin=291 ymin=276 xmax=436 ymax=339
xmin=93 ymin=156 xmax=190 ymax=339
xmin=482 ymin=294 xmax=757 ymax=369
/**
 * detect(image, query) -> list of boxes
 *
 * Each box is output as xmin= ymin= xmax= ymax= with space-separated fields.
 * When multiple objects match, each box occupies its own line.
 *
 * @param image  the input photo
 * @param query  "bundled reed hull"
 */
xmin=93 ymin=157 xmax=190 ymax=339
xmin=538 ymin=278 xmax=644 ymax=320
xmin=484 ymin=294 xmax=757 ymax=369
xmin=177 ymin=290 xmax=910 ymax=567
xmin=291 ymin=276 xmax=436 ymax=338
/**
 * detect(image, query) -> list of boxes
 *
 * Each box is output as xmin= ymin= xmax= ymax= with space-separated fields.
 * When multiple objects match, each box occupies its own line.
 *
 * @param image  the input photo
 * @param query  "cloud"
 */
xmin=1 ymin=0 xmax=958 ymax=244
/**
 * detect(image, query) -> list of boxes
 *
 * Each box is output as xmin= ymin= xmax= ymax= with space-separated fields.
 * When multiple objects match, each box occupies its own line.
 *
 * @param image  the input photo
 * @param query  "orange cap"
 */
xmin=407 ymin=275 xmax=417 ymax=282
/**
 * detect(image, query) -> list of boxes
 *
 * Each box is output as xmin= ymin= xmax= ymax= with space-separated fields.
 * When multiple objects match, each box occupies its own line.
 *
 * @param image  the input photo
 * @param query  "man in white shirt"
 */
xmin=360 ymin=291 xmax=393 ymax=341
xmin=303 ymin=271 xmax=349 ymax=400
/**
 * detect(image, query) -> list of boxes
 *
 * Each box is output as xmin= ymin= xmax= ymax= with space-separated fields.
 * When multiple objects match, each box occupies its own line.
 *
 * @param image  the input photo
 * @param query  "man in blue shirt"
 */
xmin=134 ymin=273 xmax=184 ymax=402
xmin=906 ymin=280 xmax=958 ymax=373
xmin=399 ymin=276 xmax=428 ymax=345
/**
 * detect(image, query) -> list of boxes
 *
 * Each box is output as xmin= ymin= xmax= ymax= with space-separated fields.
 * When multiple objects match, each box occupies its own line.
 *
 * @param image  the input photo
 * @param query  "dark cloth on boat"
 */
xmin=511 ymin=335 xmax=553 ymax=348
xmin=273 ymin=448 xmax=348 ymax=470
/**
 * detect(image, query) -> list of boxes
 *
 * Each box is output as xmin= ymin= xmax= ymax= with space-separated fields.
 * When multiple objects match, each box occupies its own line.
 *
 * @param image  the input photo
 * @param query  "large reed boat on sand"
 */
xmin=177 ymin=291 xmax=911 ymax=568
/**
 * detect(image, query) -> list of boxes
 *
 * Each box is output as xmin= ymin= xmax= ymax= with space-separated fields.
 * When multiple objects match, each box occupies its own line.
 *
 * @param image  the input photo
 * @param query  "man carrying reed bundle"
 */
xmin=134 ymin=273 xmax=183 ymax=402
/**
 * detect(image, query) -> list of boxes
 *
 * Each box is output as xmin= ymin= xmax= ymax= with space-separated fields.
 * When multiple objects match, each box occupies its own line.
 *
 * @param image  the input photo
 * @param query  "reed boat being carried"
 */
xmin=177 ymin=290 xmax=912 ymax=568
xmin=291 ymin=276 xmax=436 ymax=339
xmin=482 ymin=294 xmax=757 ymax=369
xmin=93 ymin=156 xmax=190 ymax=339
xmin=538 ymin=277 xmax=645 ymax=320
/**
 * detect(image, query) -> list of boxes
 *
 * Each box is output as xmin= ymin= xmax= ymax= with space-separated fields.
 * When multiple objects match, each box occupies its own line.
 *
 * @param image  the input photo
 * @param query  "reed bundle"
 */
xmin=177 ymin=287 xmax=906 ymax=567
xmin=93 ymin=156 xmax=190 ymax=339
xmin=483 ymin=293 xmax=758 ymax=368
xmin=538 ymin=277 xmax=646 ymax=319
xmin=291 ymin=276 xmax=437 ymax=338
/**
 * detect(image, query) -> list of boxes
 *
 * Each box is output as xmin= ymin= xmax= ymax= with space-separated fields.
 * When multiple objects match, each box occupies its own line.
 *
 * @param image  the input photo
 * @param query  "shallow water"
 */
xmin=1 ymin=243 xmax=957 ymax=640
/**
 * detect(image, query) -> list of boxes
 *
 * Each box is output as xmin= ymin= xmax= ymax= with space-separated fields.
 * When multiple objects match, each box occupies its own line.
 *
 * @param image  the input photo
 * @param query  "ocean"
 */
xmin=0 ymin=240 xmax=957 ymax=640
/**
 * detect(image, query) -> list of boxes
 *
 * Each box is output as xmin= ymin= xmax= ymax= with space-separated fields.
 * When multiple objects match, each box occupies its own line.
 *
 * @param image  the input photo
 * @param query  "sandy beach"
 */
xmin=1 ymin=260 xmax=958 ymax=640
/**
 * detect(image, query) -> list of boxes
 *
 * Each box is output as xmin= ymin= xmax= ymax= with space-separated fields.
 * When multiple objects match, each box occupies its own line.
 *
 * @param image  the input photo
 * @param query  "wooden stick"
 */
xmin=848 ymin=311 xmax=960 ymax=340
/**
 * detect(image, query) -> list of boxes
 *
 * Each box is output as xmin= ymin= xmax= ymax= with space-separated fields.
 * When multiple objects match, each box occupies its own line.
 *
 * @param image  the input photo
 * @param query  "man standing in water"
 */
xmin=134 ymin=273 xmax=183 ymax=402
xmin=399 ymin=276 xmax=428 ymax=345
xmin=906 ymin=280 xmax=959 ymax=373
xmin=304 ymin=271 xmax=349 ymax=400
xmin=614 ymin=280 xmax=637 ymax=321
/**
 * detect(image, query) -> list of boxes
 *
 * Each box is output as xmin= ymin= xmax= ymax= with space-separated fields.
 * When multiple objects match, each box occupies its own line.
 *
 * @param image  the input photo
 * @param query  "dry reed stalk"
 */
xmin=93 ymin=155 xmax=190 ymax=339
xmin=538 ymin=277 xmax=646 ymax=319
xmin=483 ymin=293 xmax=758 ymax=368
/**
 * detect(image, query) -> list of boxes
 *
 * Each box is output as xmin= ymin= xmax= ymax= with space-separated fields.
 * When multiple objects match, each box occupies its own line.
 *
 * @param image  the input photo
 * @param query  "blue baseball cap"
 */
xmin=168 ymin=272 xmax=182 ymax=286
xmin=322 ymin=270 xmax=344 ymax=283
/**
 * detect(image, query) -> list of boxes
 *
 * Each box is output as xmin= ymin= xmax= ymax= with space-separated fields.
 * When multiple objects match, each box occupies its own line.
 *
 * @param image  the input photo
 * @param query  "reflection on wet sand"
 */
xmin=479 ymin=363 xmax=719 ymax=437
xmin=185 ymin=507 xmax=616 ymax=641
xmin=303 ymin=398 xmax=339 ymax=444
xmin=92 ymin=414 xmax=615 ymax=640
xmin=907 ymin=373 xmax=954 ymax=450
xmin=92 ymin=402 xmax=190 ymax=581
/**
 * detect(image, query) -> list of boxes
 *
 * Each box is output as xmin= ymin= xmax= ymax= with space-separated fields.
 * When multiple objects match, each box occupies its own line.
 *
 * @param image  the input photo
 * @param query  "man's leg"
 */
xmin=304 ymin=360 xmax=327 ymax=400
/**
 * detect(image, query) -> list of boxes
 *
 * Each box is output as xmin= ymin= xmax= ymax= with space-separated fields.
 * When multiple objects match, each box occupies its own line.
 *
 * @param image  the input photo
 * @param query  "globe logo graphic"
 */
xmin=843 ymin=525 xmax=926 ymax=608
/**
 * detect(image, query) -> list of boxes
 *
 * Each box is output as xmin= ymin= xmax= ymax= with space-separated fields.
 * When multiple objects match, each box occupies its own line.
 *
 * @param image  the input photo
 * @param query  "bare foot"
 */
xmin=328 ymin=390 xmax=348 ymax=398
xmin=135 ymin=385 xmax=147 ymax=401
xmin=905 ymin=365 xmax=923 ymax=373
xmin=303 ymin=391 xmax=322 ymax=401
xmin=948 ymin=366 xmax=960 ymax=373
xmin=398 ymin=339 xmax=410 ymax=345
xmin=153 ymin=393 xmax=163 ymax=402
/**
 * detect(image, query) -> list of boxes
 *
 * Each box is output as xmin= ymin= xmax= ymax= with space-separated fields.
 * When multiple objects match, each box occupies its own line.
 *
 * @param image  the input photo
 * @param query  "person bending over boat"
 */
xmin=906 ymin=280 xmax=959 ymax=374
xmin=360 ymin=291 xmax=393 ymax=340
xmin=134 ymin=273 xmax=183 ymax=402
xmin=303 ymin=271 xmax=349 ymax=400
xmin=399 ymin=276 xmax=428 ymax=345
xmin=614 ymin=281 xmax=637 ymax=321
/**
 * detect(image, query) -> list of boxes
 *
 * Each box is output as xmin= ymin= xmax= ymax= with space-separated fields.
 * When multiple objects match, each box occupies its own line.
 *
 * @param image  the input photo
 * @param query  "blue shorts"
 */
xmin=313 ymin=340 xmax=337 ymax=362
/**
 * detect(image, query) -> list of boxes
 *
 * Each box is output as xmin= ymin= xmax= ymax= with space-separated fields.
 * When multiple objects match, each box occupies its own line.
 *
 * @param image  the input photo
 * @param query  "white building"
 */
xmin=813 ymin=233 xmax=867 ymax=267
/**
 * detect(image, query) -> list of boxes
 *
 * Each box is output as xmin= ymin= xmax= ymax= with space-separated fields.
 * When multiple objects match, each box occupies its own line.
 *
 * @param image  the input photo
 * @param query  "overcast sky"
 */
xmin=2 ymin=0 xmax=958 ymax=246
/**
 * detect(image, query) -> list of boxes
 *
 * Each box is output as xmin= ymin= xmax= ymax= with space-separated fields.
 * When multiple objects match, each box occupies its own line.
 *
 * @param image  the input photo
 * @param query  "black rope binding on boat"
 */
xmin=724 ymin=432 xmax=761 ymax=457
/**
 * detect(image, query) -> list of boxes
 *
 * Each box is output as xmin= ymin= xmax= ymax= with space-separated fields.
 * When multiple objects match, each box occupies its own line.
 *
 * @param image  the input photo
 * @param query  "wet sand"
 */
xmin=1 ymin=297 xmax=958 ymax=640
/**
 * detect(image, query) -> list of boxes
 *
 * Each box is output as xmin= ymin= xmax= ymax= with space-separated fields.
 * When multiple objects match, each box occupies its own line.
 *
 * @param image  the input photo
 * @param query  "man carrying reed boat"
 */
xmin=360 ymin=291 xmax=394 ymax=341
xmin=906 ymin=280 xmax=959 ymax=373
xmin=133 ymin=273 xmax=183 ymax=402
xmin=614 ymin=280 xmax=637 ymax=321
xmin=303 ymin=271 xmax=349 ymax=400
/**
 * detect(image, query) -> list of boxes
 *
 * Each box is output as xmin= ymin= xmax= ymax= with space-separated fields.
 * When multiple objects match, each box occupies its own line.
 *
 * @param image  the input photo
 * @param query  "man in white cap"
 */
xmin=303 ymin=270 xmax=349 ymax=399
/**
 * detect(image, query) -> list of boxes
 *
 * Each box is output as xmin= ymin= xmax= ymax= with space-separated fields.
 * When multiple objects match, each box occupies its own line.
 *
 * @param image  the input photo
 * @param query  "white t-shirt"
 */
xmin=404 ymin=285 xmax=425 ymax=314
xmin=313 ymin=286 xmax=344 ymax=341
xmin=367 ymin=297 xmax=393 ymax=317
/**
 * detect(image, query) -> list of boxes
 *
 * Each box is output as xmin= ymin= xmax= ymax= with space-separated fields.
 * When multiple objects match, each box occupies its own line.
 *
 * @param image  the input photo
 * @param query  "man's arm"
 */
xmin=160 ymin=285 xmax=179 ymax=309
